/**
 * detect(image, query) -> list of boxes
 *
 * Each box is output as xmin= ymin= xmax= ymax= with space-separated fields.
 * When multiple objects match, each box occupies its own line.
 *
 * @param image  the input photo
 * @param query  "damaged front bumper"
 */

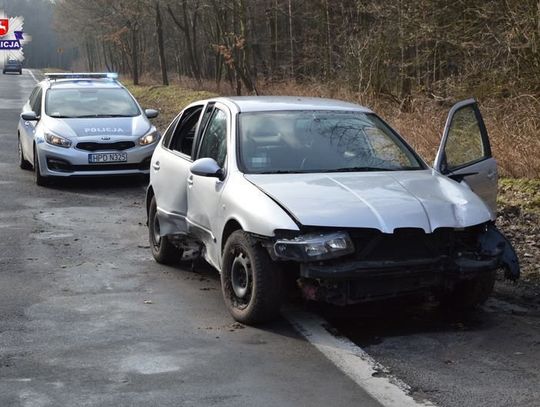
xmin=272 ymin=223 xmax=520 ymax=305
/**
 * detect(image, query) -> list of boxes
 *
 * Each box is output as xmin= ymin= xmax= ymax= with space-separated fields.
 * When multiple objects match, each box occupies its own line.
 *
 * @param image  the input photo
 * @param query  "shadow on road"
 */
xmin=310 ymin=297 xmax=497 ymax=347
xmin=43 ymin=174 xmax=148 ymax=192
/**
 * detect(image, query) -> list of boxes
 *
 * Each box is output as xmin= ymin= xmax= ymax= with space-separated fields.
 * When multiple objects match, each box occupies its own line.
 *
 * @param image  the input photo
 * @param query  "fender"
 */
xmin=478 ymin=223 xmax=520 ymax=280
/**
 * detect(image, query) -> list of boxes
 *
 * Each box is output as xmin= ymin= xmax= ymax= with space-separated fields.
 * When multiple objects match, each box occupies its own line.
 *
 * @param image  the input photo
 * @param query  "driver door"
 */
xmin=186 ymin=105 xmax=229 ymax=265
xmin=434 ymin=99 xmax=498 ymax=213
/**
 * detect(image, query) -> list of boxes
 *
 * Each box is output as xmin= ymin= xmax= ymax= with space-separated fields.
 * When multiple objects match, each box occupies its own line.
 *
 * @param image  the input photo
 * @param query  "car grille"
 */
xmin=46 ymin=156 xmax=151 ymax=172
xmin=347 ymin=227 xmax=481 ymax=261
xmin=76 ymin=141 xmax=136 ymax=151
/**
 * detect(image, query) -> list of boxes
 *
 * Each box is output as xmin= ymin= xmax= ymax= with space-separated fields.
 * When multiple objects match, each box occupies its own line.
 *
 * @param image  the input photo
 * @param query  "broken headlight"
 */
xmin=273 ymin=231 xmax=354 ymax=261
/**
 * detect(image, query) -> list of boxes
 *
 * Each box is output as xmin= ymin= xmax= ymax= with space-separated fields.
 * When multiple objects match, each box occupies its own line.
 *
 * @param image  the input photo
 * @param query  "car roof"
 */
xmin=211 ymin=96 xmax=373 ymax=113
xmin=43 ymin=79 xmax=123 ymax=90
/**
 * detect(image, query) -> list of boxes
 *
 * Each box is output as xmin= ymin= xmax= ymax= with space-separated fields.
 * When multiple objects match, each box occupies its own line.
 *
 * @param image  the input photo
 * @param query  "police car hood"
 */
xmin=245 ymin=170 xmax=493 ymax=233
xmin=42 ymin=115 xmax=152 ymax=140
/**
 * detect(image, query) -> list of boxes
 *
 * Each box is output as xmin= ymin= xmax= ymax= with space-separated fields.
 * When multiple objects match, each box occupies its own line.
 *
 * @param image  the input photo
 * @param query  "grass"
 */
xmin=125 ymin=84 xmax=217 ymax=130
xmin=498 ymin=178 xmax=540 ymax=215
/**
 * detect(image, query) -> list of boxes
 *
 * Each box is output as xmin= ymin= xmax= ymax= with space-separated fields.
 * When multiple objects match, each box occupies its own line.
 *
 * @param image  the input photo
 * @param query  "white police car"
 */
xmin=17 ymin=73 xmax=160 ymax=185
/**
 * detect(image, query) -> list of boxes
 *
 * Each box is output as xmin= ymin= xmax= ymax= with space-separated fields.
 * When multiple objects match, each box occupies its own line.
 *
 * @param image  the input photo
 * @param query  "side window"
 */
xmin=168 ymin=106 xmax=203 ymax=157
xmin=28 ymin=87 xmax=39 ymax=111
xmin=161 ymin=114 xmax=181 ymax=148
xmin=194 ymin=103 xmax=215 ymax=150
xmin=197 ymin=109 xmax=228 ymax=167
xmin=444 ymin=105 xmax=489 ymax=170
xmin=31 ymin=88 xmax=43 ymax=116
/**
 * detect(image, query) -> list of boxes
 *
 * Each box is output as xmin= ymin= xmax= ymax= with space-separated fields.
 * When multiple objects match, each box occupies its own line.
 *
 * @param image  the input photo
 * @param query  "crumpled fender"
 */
xmin=478 ymin=223 xmax=520 ymax=280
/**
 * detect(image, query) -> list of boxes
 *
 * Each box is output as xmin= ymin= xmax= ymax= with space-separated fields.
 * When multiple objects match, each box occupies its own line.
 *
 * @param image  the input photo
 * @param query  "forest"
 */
xmin=53 ymin=0 xmax=540 ymax=99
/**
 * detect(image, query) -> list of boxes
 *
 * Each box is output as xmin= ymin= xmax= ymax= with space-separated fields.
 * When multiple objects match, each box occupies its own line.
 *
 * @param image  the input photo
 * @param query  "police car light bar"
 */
xmin=44 ymin=72 xmax=118 ymax=80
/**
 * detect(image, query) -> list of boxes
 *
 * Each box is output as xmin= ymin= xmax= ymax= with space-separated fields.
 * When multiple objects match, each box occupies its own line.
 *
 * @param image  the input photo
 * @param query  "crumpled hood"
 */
xmin=245 ymin=170 xmax=493 ymax=233
xmin=41 ymin=116 xmax=152 ymax=140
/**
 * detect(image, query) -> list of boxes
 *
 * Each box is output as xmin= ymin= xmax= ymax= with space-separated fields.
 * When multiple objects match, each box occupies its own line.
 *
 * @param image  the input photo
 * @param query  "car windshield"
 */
xmin=45 ymin=88 xmax=140 ymax=118
xmin=238 ymin=110 xmax=424 ymax=173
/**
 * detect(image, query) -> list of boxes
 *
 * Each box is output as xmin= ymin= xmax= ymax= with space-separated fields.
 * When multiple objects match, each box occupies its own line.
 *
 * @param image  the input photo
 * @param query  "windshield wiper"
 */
xmin=73 ymin=114 xmax=134 ymax=118
xmin=323 ymin=166 xmax=395 ymax=172
xmin=258 ymin=170 xmax=307 ymax=174
xmin=49 ymin=115 xmax=76 ymax=118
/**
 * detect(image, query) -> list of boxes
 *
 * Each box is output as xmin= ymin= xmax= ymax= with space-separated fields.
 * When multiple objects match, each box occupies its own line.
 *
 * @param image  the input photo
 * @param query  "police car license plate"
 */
xmin=88 ymin=152 xmax=128 ymax=163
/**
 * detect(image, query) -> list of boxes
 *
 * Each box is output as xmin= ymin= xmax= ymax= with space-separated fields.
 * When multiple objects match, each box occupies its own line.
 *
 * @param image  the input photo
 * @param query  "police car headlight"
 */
xmin=44 ymin=131 xmax=72 ymax=148
xmin=139 ymin=130 xmax=159 ymax=146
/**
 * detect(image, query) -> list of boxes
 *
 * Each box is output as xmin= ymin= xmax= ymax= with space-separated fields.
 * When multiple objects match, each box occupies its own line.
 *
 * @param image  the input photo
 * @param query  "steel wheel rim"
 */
xmin=231 ymin=251 xmax=252 ymax=304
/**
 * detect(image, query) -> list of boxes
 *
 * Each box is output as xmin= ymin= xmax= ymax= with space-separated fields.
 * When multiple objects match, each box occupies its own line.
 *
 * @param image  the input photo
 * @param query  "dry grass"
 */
xmin=126 ymin=75 xmax=540 ymax=178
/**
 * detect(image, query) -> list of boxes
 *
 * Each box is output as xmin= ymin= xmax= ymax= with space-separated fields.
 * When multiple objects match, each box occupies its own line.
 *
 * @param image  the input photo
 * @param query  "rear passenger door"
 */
xmin=151 ymin=104 xmax=204 ymax=235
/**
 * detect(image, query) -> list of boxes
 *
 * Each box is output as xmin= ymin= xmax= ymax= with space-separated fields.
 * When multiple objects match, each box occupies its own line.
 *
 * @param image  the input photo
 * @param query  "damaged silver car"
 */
xmin=146 ymin=97 xmax=519 ymax=324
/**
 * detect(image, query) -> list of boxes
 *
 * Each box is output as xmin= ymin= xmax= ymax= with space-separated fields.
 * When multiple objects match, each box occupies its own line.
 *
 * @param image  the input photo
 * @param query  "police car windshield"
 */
xmin=45 ymin=88 xmax=140 ymax=118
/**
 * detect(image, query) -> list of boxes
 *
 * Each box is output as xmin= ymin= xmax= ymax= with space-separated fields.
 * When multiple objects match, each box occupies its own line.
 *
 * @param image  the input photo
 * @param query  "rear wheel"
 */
xmin=221 ymin=230 xmax=282 ymax=324
xmin=441 ymin=271 xmax=496 ymax=311
xmin=148 ymin=196 xmax=183 ymax=264
xmin=33 ymin=145 xmax=49 ymax=186
xmin=18 ymin=137 xmax=32 ymax=170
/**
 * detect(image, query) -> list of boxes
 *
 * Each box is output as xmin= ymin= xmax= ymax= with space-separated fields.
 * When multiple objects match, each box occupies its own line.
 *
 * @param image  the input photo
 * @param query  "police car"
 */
xmin=17 ymin=72 xmax=160 ymax=185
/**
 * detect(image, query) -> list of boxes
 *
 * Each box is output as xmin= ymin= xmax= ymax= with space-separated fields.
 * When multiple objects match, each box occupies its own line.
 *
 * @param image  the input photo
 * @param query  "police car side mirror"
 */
xmin=21 ymin=111 xmax=39 ymax=121
xmin=145 ymin=109 xmax=159 ymax=119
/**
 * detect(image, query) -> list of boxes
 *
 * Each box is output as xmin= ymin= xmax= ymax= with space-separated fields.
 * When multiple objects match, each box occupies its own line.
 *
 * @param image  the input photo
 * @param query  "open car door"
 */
xmin=434 ymin=99 xmax=498 ymax=214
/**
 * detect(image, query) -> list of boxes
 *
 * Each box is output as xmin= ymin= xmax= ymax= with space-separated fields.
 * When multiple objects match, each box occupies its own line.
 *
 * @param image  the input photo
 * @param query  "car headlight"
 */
xmin=44 ymin=131 xmax=72 ymax=148
xmin=138 ymin=130 xmax=159 ymax=146
xmin=274 ymin=231 xmax=354 ymax=261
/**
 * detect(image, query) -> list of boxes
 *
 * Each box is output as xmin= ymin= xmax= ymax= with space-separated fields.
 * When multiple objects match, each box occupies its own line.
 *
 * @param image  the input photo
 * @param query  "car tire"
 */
xmin=441 ymin=270 xmax=496 ymax=311
xmin=148 ymin=196 xmax=183 ymax=264
xmin=221 ymin=230 xmax=282 ymax=325
xmin=33 ymin=145 xmax=49 ymax=186
xmin=18 ymin=137 xmax=32 ymax=170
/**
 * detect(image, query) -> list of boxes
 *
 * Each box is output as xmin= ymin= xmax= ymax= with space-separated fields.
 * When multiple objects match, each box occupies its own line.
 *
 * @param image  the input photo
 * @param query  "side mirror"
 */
xmin=21 ymin=111 xmax=39 ymax=121
xmin=145 ymin=109 xmax=159 ymax=119
xmin=190 ymin=158 xmax=224 ymax=180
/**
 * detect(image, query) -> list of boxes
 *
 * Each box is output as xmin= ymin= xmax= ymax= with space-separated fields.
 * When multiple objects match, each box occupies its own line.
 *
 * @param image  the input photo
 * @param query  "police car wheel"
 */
xmin=33 ymin=146 xmax=49 ymax=187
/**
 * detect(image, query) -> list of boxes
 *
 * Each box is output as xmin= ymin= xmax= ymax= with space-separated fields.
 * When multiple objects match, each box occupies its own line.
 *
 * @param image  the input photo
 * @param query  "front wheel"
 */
xmin=33 ymin=146 xmax=49 ymax=186
xmin=18 ymin=137 xmax=32 ymax=170
xmin=221 ymin=230 xmax=282 ymax=325
xmin=148 ymin=196 xmax=183 ymax=264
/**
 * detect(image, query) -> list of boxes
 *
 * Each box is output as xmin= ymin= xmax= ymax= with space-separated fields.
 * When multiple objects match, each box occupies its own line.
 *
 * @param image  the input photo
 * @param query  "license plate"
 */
xmin=88 ymin=152 xmax=128 ymax=163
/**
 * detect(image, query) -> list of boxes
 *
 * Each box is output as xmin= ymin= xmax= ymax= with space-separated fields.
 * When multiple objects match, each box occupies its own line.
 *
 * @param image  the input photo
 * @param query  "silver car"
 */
xmin=146 ymin=97 xmax=519 ymax=324
xmin=18 ymin=73 xmax=160 ymax=186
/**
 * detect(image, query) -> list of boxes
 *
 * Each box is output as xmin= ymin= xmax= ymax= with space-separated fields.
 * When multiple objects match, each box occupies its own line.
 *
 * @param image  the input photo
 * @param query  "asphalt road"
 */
xmin=1 ymin=70 xmax=539 ymax=407
xmin=0 ymin=71 xmax=382 ymax=406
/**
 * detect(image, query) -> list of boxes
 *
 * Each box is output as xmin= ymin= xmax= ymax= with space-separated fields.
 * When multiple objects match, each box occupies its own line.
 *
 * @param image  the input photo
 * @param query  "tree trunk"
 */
xmin=131 ymin=22 xmax=140 ymax=85
xmin=288 ymin=0 xmax=294 ymax=78
xmin=155 ymin=1 xmax=169 ymax=85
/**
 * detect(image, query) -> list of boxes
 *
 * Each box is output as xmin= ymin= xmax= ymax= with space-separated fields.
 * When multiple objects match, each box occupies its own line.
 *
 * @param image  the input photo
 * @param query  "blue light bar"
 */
xmin=44 ymin=72 xmax=118 ymax=81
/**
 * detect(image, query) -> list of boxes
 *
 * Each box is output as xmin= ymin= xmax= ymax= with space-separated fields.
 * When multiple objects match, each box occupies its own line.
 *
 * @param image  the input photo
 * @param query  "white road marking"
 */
xmin=27 ymin=69 xmax=38 ymax=84
xmin=284 ymin=307 xmax=437 ymax=407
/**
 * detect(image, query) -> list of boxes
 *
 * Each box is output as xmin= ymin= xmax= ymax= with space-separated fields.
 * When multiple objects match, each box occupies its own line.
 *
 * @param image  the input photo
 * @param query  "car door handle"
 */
xmin=152 ymin=161 xmax=160 ymax=170
xmin=487 ymin=171 xmax=496 ymax=180
xmin=187 ymin=175 xmax=194 ymax=186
